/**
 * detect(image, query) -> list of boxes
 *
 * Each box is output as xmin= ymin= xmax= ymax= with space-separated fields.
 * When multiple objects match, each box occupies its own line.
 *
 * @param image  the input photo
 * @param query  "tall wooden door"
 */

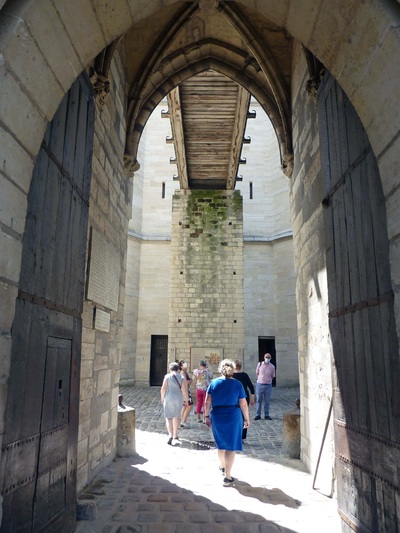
xmin=318 ymin=74 xmax=400 ymax=531
xmin=0 ymin=73 xmax=94 ymax=532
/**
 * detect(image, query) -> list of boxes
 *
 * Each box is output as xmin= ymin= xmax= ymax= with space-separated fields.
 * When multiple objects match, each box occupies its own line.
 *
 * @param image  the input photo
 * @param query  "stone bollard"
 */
xmin=282 ymin=400 xmax=300 ymax=459
xmin=117 ymin=395 xmax=136 ymax=457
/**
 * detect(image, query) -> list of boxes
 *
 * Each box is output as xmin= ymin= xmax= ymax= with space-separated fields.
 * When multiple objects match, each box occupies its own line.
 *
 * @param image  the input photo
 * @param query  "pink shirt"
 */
xmin=256 ymin=361 xmax=276 ymax=384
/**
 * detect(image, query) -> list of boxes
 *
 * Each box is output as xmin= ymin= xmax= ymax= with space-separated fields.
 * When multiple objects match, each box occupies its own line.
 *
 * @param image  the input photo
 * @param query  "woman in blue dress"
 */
xmin=204 ymin=359 xmax=250 ymax=486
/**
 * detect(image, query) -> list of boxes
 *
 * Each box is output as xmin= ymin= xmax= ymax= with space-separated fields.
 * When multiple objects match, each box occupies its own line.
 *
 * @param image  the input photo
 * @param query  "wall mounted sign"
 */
xmin=87 ymin=227 xmax=120 ymax=311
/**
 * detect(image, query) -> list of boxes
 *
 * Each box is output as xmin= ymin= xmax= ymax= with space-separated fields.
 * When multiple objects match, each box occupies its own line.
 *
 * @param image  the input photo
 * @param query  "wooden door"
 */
xmin=0 ymin=73 xmax=94 ymax=532
xmin=150 ymin=336 xmax=168 ymax=386
xmin=318 ymin=74 xmax=400 ymax=531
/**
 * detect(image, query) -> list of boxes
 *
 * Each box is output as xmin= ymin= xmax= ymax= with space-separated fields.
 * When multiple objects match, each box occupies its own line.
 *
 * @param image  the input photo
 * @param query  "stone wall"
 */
xmin=77 ymin=50 xmax=132 ymax=492
xmin=169 ymin=190 xmax=244 ymax=367
xmin=290 ymin=42 xmax=335 ymax=491
xmin=238 ymin=100 xmax=298 ymax=380
xmin=122 ymin=101 xmax=175 ymax=385
xmin=243 ymin=238 xmax=298 ymax=384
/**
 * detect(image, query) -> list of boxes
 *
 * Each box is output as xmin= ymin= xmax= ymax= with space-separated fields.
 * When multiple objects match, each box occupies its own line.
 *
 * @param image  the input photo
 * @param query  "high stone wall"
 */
xmin=169 ymin=190 xmax=244 ymax=369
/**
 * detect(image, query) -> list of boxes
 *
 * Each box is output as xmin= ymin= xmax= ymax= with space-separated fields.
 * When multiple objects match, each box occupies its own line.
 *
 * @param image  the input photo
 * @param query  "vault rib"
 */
xmin=227 ymin=86 xmax=251 ymax=189
xmin=167 ymin=87 xmax=189 ymax=190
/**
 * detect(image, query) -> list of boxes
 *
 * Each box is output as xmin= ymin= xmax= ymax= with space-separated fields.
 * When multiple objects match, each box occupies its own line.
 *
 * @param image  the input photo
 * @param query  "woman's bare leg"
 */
xmin=172 ymin=417 xmax=180 ymax=439
xmin=217 ymin=449 xmax=225 ymax=470
xmin=182 ymin=405 xmax=192 ymax=424
xmin=224 ymin=451 xmax=236 ymax=480
xmin=165 ymin=418 xmax=174 ymax=444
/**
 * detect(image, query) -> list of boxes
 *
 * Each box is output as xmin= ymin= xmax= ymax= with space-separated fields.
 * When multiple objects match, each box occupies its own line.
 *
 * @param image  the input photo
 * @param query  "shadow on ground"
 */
xmin=234 ymin=481 xmax=301 ymax=509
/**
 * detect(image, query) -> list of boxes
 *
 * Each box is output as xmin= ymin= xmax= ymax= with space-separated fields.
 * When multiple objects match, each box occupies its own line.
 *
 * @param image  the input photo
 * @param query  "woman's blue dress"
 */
xmin=207 ymin=377 xmax=246 ymax=451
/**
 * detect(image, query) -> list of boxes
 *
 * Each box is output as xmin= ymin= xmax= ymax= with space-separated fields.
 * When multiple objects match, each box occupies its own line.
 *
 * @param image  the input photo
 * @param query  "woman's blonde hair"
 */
xmin=218 ymin=358 xmax=235 ymax=377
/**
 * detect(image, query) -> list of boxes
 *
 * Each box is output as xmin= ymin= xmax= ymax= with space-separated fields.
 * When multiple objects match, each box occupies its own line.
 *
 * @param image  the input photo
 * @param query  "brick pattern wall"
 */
xmin=77 ymin=50 xmax=132 ymax=492
xmin=169 ymin=190 xmax=244 ymax=364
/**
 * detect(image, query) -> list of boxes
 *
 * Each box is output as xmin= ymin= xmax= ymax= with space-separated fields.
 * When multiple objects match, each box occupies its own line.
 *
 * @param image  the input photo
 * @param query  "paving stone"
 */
xmin=146 ymin=494 xmax=168 ymax=502
xmin=170 ymin=494 xmax=193 ymax=502
xmin=146 ymin=525 xmax=171 ymax=533
xmin=162 ymin=513 xmax=187 ymax=523
xmin=183 ymin=502 xmax=209 ymax=511
xmin=214 ymin=511 xmax=240 ymax=522
xmin=136 ymin=513 xmax=161 ymax=522
xmin=199 ymin=525 xmax=228 ymax=533
xmin=136 ymin=503 xmax=156 ymax=512
xmin=121 ymin=495 xmax=141 ymax=502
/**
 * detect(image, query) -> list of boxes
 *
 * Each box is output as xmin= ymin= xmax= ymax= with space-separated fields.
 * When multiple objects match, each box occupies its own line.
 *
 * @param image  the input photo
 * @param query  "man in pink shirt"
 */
xmin=254 ymin=353 xmax=276 ymax=420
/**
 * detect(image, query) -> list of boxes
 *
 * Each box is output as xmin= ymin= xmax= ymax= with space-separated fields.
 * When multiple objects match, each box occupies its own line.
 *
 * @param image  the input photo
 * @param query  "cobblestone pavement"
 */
xmin=75 ymin=386 xmax=341 ymax=533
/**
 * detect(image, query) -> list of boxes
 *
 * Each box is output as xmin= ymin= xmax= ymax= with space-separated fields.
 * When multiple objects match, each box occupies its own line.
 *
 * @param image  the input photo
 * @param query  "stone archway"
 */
xmin=0 ymin=0 xmax=398 ymax=241
xmin=126 ymin=52 xmax=292 ymax=165
xmin=1 ymin=1 xmax=400 ymax=530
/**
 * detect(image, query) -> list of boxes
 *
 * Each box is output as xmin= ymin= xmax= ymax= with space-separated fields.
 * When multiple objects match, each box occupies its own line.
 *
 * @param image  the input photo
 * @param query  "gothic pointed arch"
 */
xmin=123 ymin=1 xmax=293 ymax=176
xmin=125 ymin=49 xmax=293 ymax=176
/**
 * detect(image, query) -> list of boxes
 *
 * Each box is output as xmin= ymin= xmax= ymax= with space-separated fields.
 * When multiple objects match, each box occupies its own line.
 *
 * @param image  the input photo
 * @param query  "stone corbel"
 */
xmin=123 ymin=153 xmax=141 ymax=177
xmin=306 ymin=75 xmax=320 ymax=103
xmin=302 ymin=46 xmax=326 ymax=103
xmin=90 ymin=71 xmax=111 ymax=110
xmin=90 ymin=37 xmax=122 ymax=111
xmin=282 ymin=152 xmax=294 ymax=178
xmin=306 ymin=68 xmax=326 ymax=103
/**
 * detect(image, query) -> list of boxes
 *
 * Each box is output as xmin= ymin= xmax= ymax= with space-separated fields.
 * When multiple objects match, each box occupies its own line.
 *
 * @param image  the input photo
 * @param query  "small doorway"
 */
xmin=150 ymin=335 xmax=168 ymax=386
xmin=258 ymin=336 xmax=276 ymax=386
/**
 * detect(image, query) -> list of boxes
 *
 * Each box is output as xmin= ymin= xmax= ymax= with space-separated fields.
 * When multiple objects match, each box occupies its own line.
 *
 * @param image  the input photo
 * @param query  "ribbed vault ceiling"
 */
xmin=107 ymin=0 xmax=295 ymax=185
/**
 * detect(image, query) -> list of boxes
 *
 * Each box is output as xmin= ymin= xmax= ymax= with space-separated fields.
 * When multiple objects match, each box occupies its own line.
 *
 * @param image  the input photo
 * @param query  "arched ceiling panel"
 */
xmin=121 ymin=0 xmax=294 ymax=181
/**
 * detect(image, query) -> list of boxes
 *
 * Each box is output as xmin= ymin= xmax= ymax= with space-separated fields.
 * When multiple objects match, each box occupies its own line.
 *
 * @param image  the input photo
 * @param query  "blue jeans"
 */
xmin=256 ymin=383 xmax=272 ymax=417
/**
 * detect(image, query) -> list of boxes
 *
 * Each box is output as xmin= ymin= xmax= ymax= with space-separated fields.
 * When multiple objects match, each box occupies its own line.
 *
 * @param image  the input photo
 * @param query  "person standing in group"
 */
xmin=160 ymin=362 xmax=189 ymax=445
xmin=192 ymin=360 xmax=213 ymax=422
xmin=204 ymin=359 xmax=250 ymax=487
xmin=179 ymin=360 xmax=193 ymax=428
xmin=254 ymin=353 xmax=276 ymax=420
xmin=233 ymin=360 xmax=255 ymax=441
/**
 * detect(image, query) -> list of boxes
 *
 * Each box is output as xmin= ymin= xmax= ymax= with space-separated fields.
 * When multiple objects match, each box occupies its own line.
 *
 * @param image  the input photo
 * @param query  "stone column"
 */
xmin=168 ymin=189 xmax=244 ymax=365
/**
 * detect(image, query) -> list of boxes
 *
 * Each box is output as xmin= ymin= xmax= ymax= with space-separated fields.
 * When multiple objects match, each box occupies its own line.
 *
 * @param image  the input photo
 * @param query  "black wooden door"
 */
xmin=318 ymin=74 xmax=400 ymax=531
xmin=0 ymin=73 xmax=94 ymax=532
xmin=150 ymin=336 xmax=168 ymax=386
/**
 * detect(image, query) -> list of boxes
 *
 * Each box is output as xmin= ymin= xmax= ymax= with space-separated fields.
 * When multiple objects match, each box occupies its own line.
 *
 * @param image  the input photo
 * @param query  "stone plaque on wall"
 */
xmin=93 ymin=308 xmax=111 ymax=332
xmin=87 ymin=227 xmax=120 ymax=311
xmin=190 ymin=347 xmax=223 ymax=373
